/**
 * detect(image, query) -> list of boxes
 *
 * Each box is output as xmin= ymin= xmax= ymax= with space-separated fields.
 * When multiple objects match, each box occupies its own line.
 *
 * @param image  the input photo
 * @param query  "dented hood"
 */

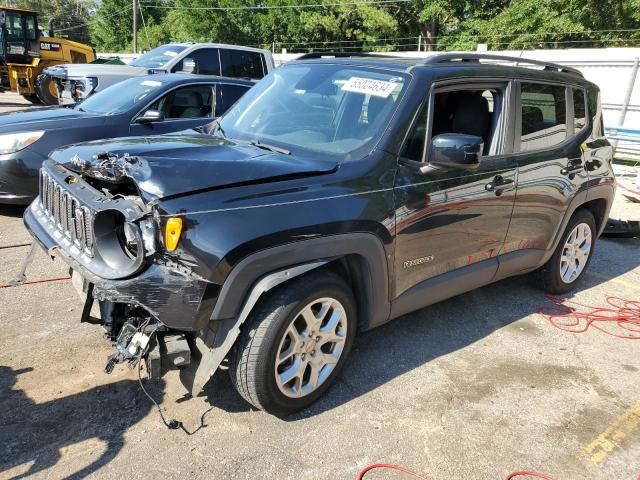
xmin=49 ymin=134 xmax=339 ymax=202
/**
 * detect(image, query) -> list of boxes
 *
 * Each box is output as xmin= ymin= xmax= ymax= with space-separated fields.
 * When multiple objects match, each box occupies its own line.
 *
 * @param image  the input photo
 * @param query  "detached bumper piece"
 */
xmin=146 ymin=334 xmax=191 ymax=379
xmin=603 ymin=218 xmax=640 ymax=238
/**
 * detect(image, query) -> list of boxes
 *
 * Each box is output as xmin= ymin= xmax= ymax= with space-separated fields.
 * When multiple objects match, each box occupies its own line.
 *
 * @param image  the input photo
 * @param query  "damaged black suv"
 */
xmin=24 ymin=53 xmax=615 ymax=415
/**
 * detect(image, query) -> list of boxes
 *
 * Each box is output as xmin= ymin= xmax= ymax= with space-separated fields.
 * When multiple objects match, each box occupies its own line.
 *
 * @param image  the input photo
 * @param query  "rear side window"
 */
xmin=173 ymin=48 xmax=220 ymax=75
xmin=572 ymin=88 xmax=586 ymax=133
xmin=215 ymin=84 xmax=250 ymax=116
xmin=519 ymin=83 xmax=567 ymax=152
xmin=25 ymin=15 xmax=37 ymax=40
xmin=220 ymin=49 xmax=264 ymax=79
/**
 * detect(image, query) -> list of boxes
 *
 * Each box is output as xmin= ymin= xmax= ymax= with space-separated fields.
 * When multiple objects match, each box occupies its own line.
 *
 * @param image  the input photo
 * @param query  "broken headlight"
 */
xmin=93 ymin=210 xmax=145 ymax=273
xmin=73 ymin=77 xmax=97 ymax=99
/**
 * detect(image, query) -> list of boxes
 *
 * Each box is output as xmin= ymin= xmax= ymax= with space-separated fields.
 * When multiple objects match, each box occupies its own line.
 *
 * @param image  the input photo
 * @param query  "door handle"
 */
xmin=485 ymin=175 xmax=514 ymax=195
xmin=560 ymin=164 xmax=584 ymax=176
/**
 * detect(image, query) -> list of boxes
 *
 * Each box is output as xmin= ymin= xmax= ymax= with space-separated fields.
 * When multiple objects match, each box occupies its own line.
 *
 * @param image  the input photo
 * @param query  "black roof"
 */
xmin=291 ymin=52 xmax=590 ymax=85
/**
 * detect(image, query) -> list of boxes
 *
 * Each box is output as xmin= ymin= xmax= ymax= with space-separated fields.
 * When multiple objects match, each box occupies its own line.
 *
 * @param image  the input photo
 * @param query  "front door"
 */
xmin=393 ymin=81 xmax=517 ymax=298
xmin=130 ymin=84 xmax=215 ymax=136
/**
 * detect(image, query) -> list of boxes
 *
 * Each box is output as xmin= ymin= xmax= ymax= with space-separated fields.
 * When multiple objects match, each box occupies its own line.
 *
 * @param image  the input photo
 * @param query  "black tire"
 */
xmin=21 ymin=93 xmax=41 ymax=104
xmin=229 ymin=271 xmax=357 ymax=415
xmin=534 ymin=209 xmax=596 ymax=294
xmin=35 ymin=74 xmax=59 ymax=105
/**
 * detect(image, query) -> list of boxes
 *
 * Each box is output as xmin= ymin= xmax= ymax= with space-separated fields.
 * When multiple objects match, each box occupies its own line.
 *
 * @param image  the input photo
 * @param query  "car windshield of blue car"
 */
xmin=76 ymin=77 xmax=165 ymax=115
xmin=217 ymin=64 xmax=408 ymax=158
xmin=129 ymin=44 xmax=188 ymax=69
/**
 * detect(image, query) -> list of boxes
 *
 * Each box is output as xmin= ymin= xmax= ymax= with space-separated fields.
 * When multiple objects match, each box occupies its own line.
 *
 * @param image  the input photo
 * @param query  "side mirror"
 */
xmin=136 ymin=109 xmax=164 ymax=124
xmin=429 ymin=133 xmax=483 ymax=170
xmin=180 ymin=58 xmax=198 ymax=74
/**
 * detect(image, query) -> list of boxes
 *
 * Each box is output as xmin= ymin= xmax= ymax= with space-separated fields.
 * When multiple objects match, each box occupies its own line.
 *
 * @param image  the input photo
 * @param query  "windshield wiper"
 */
xmin=249 ymin=140 xmax=291 ymax=155
xmin=203 ymin=118 xmax=226 ymax=138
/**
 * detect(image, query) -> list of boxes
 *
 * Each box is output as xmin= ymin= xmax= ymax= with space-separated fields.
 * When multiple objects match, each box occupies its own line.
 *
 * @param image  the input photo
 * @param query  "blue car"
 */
xmin=0 ymin=74 xmax=253 ymax=204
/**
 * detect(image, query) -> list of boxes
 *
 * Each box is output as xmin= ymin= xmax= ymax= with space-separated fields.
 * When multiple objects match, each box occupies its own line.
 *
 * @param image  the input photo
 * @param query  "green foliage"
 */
xmin=38 ymin=0 xmax=639 ymax=53
xmin=439 ymin=0 xmax=640 ymax=51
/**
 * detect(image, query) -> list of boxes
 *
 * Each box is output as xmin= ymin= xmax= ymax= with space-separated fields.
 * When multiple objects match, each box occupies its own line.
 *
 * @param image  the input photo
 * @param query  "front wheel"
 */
xmin=35 ymin=74 xmax=59 ymax=105
xmin=535 ymin=209 xmax=596 ymax=294
xmin=229 ymin=271 xmax=356 ymax=415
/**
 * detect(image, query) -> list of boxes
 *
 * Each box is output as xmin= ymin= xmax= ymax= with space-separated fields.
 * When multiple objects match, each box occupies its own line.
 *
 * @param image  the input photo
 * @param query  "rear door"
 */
xmin=500 ymin=80 xmax=588 ymax=269
xmin=393 ymin=80 xmax=517 ymax=298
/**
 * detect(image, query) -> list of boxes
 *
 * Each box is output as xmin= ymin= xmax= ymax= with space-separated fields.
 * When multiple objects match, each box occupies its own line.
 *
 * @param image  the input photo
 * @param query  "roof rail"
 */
xmin=295 ymin=52 xmax=395 ymax=60
xmin=422 ymin=53 xmax=583 ymax=77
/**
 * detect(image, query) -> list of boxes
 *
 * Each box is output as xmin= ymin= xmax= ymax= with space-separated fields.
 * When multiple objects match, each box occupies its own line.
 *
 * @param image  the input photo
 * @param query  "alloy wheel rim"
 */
xmin=560 ymin=222 xmax=592 ymax=283
xmin=274 ymin=297 xmax=347 ymax=398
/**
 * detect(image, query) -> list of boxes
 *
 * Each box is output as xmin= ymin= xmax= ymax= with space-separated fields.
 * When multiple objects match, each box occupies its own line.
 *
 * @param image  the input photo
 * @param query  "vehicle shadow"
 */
xmin=0 ymin=204 xmax=27 ymax=218
xmin=0 ymin=365 xmax=162 ymax=479
xmin=203 ymin=238 xmax=640 ymax=419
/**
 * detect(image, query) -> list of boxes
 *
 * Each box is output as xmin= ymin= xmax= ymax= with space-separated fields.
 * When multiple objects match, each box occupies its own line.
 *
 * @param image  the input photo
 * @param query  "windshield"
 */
xmin=76 ymin=77 xmax=164 ymax=115
xmin=217 ymin=64 xmax=408 ymax=158
xmin=129 ymin=44 xmax=187 ymax=69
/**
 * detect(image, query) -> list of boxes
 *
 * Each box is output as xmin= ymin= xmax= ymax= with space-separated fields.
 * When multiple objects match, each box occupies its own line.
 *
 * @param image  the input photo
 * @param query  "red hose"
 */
xmin=538 ymin=295 xmax=640 ymax=339
xmin=357 ymin=464 xmax=555 ymax=480
xmin=0 ymin=276 xmax=71 ymax=289
xmin=505 ymin=471 xmax=554 ymax=480
xmin=357 ymin=463 xmax=430 ymax=480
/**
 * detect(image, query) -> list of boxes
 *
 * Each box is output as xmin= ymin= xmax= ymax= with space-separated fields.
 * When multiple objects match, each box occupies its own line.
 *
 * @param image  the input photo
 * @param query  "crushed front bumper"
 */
xmin=25 ymin=202 xmax=216 ymax=330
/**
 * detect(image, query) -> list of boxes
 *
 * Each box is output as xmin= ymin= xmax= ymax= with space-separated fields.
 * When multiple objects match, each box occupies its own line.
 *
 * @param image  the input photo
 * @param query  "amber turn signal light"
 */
xmin=164 ymin=217 xmax=183 ymax=252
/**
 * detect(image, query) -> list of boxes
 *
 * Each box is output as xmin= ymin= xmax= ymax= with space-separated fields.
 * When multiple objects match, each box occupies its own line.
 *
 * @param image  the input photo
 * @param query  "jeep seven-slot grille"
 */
xmin=39 ymin=170 xmax=94 ymax=256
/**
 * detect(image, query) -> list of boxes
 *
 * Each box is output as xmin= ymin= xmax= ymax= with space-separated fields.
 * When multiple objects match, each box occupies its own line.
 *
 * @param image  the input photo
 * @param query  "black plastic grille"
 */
xmin=39 ymin=170 xmax=94 ymax=256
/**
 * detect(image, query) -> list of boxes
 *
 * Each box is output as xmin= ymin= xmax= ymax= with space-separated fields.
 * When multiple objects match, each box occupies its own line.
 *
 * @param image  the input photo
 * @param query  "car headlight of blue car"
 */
xmin=0 ymin=131 xmax=44 ymax=155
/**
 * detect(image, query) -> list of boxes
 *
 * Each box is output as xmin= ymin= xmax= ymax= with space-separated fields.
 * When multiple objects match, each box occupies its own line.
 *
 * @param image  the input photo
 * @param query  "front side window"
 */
xmin=148 ymin=85 xmax=214 ymax=119
xmin=402 ymin=86 xmax=504 ymax=162
xmin=218 ymin=65 xmax=407 ymax=158
xmin=5 ymin=13 xmax=23 ymax=41
xmin=519 ymin=83 xmax=567 ymax=152
xmin=130 ymin=44 xmax=188 ymax=69
xmin=220 ymin=49 xmax=264 ymax=79
xmin=77 ymin=77 xmax=166 ymax=115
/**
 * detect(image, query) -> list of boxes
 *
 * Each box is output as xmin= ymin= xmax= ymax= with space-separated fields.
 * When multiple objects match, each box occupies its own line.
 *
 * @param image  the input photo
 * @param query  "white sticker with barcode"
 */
xmin=341 ymin=77 xmax=398 ymax=98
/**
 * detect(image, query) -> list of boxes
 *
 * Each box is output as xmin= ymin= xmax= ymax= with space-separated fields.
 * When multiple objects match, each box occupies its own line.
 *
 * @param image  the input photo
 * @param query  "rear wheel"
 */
xmin=229 ymin=271 xmax=356 ymax=415
xmin=35 ymin=74 xmax=59 ymax=105
xmin=535 ymin=209 xmax=596 ymax=294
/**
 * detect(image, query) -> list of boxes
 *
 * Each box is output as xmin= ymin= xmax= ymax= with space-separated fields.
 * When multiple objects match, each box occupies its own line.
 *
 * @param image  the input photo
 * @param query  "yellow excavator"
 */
xmin=0 ymin=6 xmax=95 ymax=104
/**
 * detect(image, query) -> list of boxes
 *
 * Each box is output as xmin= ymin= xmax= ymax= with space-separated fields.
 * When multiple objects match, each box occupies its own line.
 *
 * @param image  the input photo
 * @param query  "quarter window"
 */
xmin=519 ymin=83 xmax=567 ymax=152
xmin=572 ymin=88 xmax=586 ymax=133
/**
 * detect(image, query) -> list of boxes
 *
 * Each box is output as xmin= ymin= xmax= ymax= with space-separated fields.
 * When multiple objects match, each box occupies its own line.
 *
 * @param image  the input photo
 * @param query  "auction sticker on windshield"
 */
xmin=341 ymin=77 xmax=399 ymax=98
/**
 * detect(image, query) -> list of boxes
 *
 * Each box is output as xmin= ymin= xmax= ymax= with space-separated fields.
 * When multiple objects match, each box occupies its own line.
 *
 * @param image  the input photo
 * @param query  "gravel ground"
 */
xmin=0 ymin=92 xmax=639 ymax=480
